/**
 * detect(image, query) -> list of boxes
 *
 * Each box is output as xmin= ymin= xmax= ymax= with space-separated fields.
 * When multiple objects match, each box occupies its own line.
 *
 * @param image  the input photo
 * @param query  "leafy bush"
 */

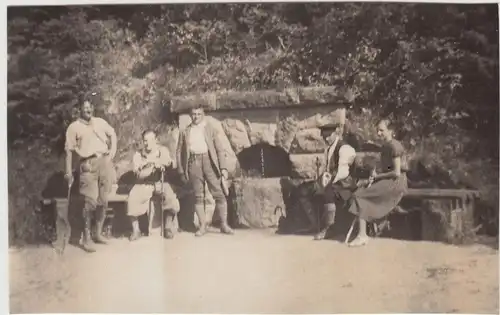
xmin=7 ymin=3 xmax=499 ymax=244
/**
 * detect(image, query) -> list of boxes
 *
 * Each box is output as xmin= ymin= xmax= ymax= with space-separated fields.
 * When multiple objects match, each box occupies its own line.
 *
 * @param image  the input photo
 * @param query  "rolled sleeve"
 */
xmin=338 ymin=145 xmax=356 ymax=166
xmin=64 ymin=125 xmax=77 ymax=152
xmin=160 ymin=147 xmax=173 ymax=167
xmin=132 ymin=152 xmax=145 ymax=173
xmin=332 ymin=145 xmax=356 ymax=183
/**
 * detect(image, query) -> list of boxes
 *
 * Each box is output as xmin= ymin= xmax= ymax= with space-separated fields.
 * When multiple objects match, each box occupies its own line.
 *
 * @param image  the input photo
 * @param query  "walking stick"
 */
xmin=160 ymin=167 xmax=165 ymax=238
xmin=54 ymin=175 xmax=73 ymax=255
xmin=315 ymin=157 xmax=321 ymax=234
xmin=148 ymin=165 xmax=166 ymax=237
xmin=65 ymin=176 xmax=73 ymax=247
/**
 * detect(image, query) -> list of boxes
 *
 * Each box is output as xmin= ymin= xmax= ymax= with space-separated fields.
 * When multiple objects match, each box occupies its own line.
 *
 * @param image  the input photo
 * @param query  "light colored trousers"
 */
xmin=127 ymin=182 xmax=180 ymax=230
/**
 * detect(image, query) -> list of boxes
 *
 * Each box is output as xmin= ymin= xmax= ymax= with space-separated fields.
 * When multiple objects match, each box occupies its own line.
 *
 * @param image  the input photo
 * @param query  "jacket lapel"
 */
xmin=325 ymin=138 xmax=339 ymax=174
xmin=185 ymin=125 xmax=192 ymax=173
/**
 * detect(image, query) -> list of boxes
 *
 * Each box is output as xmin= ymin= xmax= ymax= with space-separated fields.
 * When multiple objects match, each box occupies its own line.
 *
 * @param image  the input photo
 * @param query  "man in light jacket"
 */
xmin=176 ymin=105 xmax=234 ymax=237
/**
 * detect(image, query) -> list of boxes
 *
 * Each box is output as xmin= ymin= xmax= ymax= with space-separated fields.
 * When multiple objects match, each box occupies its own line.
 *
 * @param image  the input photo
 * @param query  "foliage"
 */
xmin=7 ymin=3 xmax=499 ymax=245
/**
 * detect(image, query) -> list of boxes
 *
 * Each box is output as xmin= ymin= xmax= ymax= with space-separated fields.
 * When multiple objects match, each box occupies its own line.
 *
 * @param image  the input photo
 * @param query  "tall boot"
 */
xmin=164 ymin=211 xmax=175 ymax=239
xmin=217 ymin=202 xmax=234 ymax=235
xmin=81 ymin=211 xmax=96 ymax=253
xmin=94 ymin=206 xmax=108 ymax=244
xmin=314 ymin=203 xmax=336 ymax=240
xmin=129 ymin=217 xmax=141 ymax=241
xmin=194 ymin=204 xmax=207 ymax=237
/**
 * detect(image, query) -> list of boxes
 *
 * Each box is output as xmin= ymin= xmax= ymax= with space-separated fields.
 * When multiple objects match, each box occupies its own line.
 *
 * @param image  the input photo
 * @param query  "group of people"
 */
xmin=295 ymin=119 xmax=409 ymax=247
xmin=64 ymin=98 xmax=233 ymax=253
xmin=63 ymin=95 xmax=408 ymax=253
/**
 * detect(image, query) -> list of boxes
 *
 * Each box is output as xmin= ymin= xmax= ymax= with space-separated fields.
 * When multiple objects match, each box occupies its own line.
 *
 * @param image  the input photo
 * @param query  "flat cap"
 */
xmin=318 ymin=122 xmax=342 ymax=130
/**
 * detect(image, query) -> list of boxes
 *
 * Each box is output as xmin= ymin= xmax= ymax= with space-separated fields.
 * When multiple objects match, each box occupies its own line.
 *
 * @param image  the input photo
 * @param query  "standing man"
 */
xmin=297 ymin=122 xmax=357 ymax=240
xmin=127 ymin=129 xmax=180 ymax=241
xmin=65 ymin=97 xmax=117 ymax=253
xmin=176 ymin=105 xmax=234 ymax=237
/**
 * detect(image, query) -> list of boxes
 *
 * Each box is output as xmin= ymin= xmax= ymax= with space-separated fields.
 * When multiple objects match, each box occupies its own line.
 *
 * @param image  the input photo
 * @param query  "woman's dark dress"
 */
xmin=347 ymin=139 xmax=408 ymax=222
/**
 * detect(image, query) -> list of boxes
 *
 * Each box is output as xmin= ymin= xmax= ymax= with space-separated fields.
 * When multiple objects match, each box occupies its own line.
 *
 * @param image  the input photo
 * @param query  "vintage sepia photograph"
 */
xmin=6 ymin=1 xmax=500 ymax=313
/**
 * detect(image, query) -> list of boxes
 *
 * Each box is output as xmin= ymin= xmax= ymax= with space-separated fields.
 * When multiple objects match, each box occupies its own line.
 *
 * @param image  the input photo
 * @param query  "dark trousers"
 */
xmin=187 ymin=153 xmax=227 ymax=225
xmin=297 ymin=178 xmax=355 ymax=229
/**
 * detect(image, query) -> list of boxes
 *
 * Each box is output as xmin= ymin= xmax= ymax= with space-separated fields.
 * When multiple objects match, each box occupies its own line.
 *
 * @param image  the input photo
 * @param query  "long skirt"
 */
xmin=348 ymin=173 xmax=408 ymax=222
xmin=127 ymin=182 xmax=180 ymax=217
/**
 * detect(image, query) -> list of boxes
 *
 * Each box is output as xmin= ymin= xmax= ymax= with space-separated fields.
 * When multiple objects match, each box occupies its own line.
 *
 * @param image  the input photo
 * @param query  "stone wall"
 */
xmin=162 ymin=86 xmax=355 ymax=228
xmin=177 ymin=106 xmax=345 ymax=179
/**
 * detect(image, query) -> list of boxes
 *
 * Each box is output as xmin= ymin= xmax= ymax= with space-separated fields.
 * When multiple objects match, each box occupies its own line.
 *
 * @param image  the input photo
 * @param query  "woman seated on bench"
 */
xmin=347 ymin=118 xmax=408 ymax=247
xmin=127 ymin=129 xmax=180 ymax=241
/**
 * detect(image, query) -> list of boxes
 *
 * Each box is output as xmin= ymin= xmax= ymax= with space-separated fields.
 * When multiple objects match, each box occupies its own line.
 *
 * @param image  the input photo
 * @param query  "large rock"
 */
xmin=290 ymin=128 xmax=326 ymax=154
xmin=275 ymin=116 xmax=301 ymax=152
xmin=216 ymin=90 xmax=293 ymax=111
xmin=246 ymin=122 xmax=278 ymax=146
xmin=231 ymin=178 xmax=286 ymax=228
xmin=290 ymin=154 xmax=323 ymax=179
xmin=169 ymin=86 xmax=356 ymax=113
xmin=220 ymin=119 xmax=251 ymax=154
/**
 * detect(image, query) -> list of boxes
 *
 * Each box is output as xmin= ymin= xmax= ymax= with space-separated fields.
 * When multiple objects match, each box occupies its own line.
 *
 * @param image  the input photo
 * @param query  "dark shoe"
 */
xmin=313 ymin=229 xmax=328 ymax=240
xmin=348 ymin=236 xmax=369 ymax=247
xmin=94 ymin=234 xmax=108 ymax=244
xmin=81 ymin=241 xmax=96 ymax=253
xmin=195 ymin=226 xmax=207 ymax=237
xmin=220 ymin=224 xmax=234 ymax=235
xmin=164 ymin=229 xmax=174 ymax=239
xmin=82 ymin=215 xmax=96 ymax=253
xmin=52 ymin=241 xmax=65 ymax=255
xmin=94 ymin=212 xmax=108 ymax=245
xmin=129 ymin=231 xmax=141 ymax=241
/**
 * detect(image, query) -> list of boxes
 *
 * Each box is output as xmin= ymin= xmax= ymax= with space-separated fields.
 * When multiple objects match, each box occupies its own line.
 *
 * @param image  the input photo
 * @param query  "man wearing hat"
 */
xmin=297 ymin=121 xmax=357 ymax=240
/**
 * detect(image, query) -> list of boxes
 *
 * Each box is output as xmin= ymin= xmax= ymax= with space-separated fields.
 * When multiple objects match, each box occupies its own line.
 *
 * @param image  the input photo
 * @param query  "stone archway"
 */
xmin=237 ymin=143 xmax=293 ymax=178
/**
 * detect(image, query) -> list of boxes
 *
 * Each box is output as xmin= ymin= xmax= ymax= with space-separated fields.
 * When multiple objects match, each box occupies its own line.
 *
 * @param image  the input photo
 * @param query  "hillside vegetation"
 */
xmin=7 ymin=3 xmax=499 ymax=245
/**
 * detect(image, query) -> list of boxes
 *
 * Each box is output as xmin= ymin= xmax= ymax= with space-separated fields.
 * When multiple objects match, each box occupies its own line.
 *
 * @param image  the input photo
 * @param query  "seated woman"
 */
xmin=127 ymin=129 xmax=180 ymax=241
xmin=347 ymin=119 xmax=408 ymax=247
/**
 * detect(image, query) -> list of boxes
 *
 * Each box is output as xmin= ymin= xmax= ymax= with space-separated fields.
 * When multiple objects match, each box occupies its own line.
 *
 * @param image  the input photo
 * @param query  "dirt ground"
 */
xmin=9 ymin=229 xmax=499 ymax=314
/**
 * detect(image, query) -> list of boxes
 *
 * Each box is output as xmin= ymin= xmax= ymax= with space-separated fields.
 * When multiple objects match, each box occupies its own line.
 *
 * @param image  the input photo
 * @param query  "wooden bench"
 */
xmin=41 ymin=184 xmax=131 ymax=239
xmin=345 ymin=187 xmax=480 ymax=243
xmin=403 ymin=188 xmax=480 ymax=242
xmin=42 ymin=180 xmax=480 ymax=245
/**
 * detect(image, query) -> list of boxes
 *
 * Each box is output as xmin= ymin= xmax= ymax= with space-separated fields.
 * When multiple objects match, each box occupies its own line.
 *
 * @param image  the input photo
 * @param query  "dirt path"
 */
xmin=9 ymin=230 xmax=499 ymax=313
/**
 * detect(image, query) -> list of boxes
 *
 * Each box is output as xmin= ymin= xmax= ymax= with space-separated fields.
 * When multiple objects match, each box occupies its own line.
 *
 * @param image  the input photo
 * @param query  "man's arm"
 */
xmin=176 ymin=130 xmax=185 ymax=176
xmin=102 ymin=119 xmax=117 ymax=158
xmin=64 ymin=125 xmax=76 ymax=180
xmin=212 ymin=126 xmax=229 ymax=178
xmin=158 ymin=146 xmax=173 ymax=168
xmin=133 ymin=151 xmax=155 ymax=179
xmin=331 ymin=145 xmax=356 ymax=184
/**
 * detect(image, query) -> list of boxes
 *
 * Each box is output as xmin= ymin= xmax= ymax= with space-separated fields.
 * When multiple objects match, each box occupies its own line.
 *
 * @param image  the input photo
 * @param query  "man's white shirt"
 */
xmin=324 ymin=138 xmax=356 ymax=185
